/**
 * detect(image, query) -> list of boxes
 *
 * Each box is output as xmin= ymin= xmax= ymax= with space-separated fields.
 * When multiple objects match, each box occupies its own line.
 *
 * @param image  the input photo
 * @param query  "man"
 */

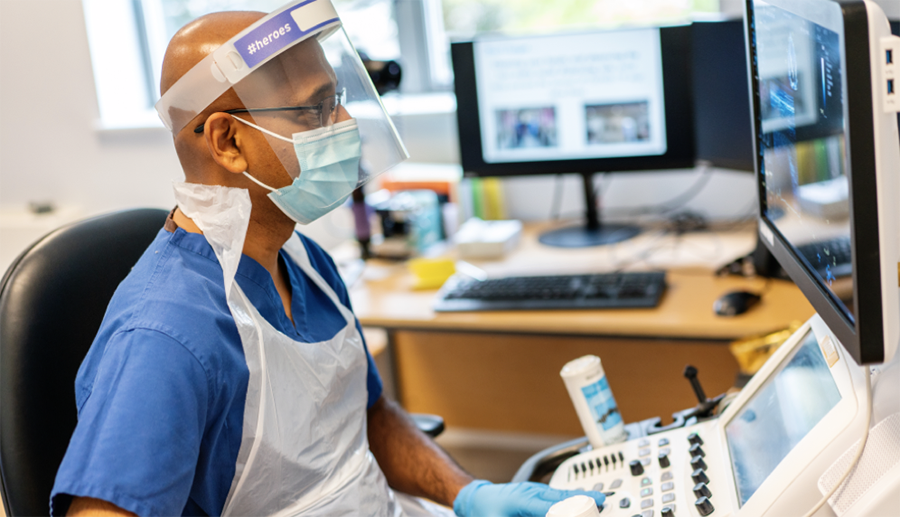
xmin=51 ymin=3 xmax=605 ymax=515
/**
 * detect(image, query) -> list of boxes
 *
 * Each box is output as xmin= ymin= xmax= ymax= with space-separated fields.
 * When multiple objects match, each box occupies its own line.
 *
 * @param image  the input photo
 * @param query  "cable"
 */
xmin=604 ymin=163 xmax=716 ymax=218
xmin=800 ymin=366 xmax=872 ymax=517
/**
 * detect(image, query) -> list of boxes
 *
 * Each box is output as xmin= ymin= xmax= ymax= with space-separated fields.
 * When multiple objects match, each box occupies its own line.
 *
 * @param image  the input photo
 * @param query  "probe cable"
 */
xmin=800 ymin=366 xmax=872 ymax=517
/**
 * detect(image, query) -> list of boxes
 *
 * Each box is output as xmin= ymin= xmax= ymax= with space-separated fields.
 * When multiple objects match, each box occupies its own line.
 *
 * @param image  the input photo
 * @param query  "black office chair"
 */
xmin=0 ymin=208 xmax=170 ymax=516
xmin=0 ymin=208 xmax=443 ymax=516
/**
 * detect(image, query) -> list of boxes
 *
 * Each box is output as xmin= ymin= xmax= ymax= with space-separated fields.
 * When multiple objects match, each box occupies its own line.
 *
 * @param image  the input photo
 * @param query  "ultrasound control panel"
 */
xmin=550 ymin=423 xmax=719 ymax=517
xmin=548 ymin=315 xmax=881 ymax=516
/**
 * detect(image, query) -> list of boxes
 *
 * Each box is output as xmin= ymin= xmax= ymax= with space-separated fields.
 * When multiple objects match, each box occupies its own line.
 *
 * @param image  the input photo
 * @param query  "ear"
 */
xmin=203 ymin=113 xmax=250 ymax=174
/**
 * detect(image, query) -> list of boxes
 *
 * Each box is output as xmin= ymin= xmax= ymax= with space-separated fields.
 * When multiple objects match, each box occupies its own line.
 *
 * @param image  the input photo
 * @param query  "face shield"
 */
xmin=155 ymin=0 xmax=408 ymax=224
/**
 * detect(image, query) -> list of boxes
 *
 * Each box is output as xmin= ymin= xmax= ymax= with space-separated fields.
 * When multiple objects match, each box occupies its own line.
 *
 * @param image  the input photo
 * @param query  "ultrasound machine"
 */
xmin=525 ymin=1 xmax=900 ymax=516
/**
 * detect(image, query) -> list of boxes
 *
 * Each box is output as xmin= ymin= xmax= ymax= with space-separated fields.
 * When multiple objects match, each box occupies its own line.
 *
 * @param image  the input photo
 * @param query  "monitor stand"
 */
xmin=538 ymin=172 xmax=641 ymax=248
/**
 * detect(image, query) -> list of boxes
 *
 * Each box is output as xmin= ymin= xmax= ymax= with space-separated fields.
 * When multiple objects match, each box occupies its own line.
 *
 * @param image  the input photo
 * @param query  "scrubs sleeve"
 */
xmin=297 ymin=233 xmax=384 ymax=407
xmin=51 ymin=328 xmax=209 ymax=517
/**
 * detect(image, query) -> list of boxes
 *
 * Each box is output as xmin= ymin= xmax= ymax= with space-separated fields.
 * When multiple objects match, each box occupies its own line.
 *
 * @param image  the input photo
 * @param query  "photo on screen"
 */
xmin=495 ymin=107 xmax=558 ymax=149
xmin=585 ymin=101 xmax=651 ymax=145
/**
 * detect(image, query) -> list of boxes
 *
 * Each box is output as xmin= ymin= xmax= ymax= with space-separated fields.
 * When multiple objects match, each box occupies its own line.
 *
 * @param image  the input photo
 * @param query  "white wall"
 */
xmin=0 ymin=0 xmax=757 ymax=273
xmin=0 ymin=0 xmax=181 ymax=214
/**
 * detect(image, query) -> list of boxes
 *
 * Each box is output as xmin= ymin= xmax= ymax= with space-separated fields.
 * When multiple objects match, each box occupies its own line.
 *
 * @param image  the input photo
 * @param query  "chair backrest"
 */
xmin=0 ymin=208 xmax=168 ymax=516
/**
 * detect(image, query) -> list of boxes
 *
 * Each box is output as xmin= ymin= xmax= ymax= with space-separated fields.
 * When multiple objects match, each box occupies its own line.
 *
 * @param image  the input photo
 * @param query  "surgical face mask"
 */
xmin=236 ymin=117 xmax=362 ymax=224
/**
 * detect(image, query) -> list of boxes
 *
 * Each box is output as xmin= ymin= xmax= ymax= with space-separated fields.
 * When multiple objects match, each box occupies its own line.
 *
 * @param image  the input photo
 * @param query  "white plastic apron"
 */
xmin=173 ymin=183 xmax=450 ymax=517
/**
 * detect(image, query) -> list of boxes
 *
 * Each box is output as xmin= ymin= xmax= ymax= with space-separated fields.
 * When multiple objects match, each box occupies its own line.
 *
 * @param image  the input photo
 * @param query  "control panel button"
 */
xmin=690 ymin=455 xmax=707 ymax=471
xmin=639 ymin=448 xmax=651 ymax=457
xmin=661 ymin=505 xmax=675 ymax=517
xmin=689 ymin=443 xmax=705 ymax=458
xmin=695 ymin=496 xmax=714 ymax=516
xmin=661 ymin=481 xmax=674 ymax=492
xmin=658 ymin=437 xmax=669 ymax=447
xmin=592 ymin=482 xmax=604 ymax=491
xmin=610 ymin=478 xmax=623 ymax=489
xmin=688 ymin=432 xmax=703 ymax=446
xmin=642 ymin=511 xmax=655 ymax=517
xmin=691 ymin=468 xmax=709 ymax=485
xmin=641 ymin=458 xmax=652 ymax=466
xmin=640 ymin=487 xmax=653 ymax=498
xmin=641 ymin=477 xmax=652 ymax=487
xmin=641 ymin=498 xmax=654 ymax=509
xmin=618 ymin=451 xmax=625 ymax=463
xmin=659 ymin=447 xmax=671 ymax=456
xmin=661 ymin=471 xmax=673 ymax=481
xmin=638 ymin=438 xmax=650 ymax=447
xmin=620 ymin=497 xmax=631 ymax=509
xmin=630 ymin=460 xmax=644 ymax=476
xmin=658 ymin=452 xmax=670 ymax=468
xmin=662 ymin=493 xmax=675 ymax=504
xmin=693 ymin=482 xmax=712 ymax=499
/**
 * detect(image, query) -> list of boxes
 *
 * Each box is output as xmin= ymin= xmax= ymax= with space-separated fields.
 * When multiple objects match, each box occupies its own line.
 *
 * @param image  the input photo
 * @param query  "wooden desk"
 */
xmin=349 ymin=222 xmax=815 ymax=436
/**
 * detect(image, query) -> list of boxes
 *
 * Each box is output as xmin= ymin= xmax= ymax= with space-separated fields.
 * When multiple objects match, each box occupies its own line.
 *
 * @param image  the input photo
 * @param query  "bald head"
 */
xmin=161 ymin=11 xmax=264 ymax=98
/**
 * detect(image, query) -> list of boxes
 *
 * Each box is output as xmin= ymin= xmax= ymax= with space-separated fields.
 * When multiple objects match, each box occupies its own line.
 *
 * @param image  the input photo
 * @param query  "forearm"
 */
xmin=67 ymin=497 xmax=136 ymax=517
xmin=367 ymin=397 xmax=473 ymax=507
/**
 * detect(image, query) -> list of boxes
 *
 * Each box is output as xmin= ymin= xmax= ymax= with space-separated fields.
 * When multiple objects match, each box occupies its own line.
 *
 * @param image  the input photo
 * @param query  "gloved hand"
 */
xmin=453 ymin=479 xmax=606 ymax=517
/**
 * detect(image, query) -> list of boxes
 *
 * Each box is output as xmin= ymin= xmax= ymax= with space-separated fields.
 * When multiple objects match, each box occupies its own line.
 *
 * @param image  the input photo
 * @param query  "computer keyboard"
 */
xmin=796 ymin=236 xmax=852 ymax=278
xmin=433 ymin=271 xmax=666 ymax=312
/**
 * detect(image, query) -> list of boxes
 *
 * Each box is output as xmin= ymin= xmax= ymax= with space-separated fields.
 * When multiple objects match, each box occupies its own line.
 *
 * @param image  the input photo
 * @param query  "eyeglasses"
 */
xmin=193 ymin=88 xmax=346 ymax=134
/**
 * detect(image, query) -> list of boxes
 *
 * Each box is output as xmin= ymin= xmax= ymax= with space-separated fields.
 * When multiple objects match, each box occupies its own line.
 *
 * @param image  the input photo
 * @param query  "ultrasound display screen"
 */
xmin=725 ymin=330 xmax=842 ymax=505
xmin=754 ymin=0 xmax=854 ymax=322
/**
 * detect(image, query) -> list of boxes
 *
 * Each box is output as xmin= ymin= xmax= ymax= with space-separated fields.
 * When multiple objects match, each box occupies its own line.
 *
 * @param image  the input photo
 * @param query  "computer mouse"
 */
xmin=713 ymin=290 xmax=762 ymax=317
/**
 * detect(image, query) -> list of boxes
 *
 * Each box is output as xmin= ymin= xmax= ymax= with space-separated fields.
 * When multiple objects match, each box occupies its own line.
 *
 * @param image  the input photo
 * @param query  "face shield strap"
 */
xmin=155 ymin=0 xmax=342 ymax=133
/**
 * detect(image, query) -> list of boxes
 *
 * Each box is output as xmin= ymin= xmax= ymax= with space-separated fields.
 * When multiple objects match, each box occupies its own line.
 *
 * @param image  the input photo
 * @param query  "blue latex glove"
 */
xmin=453 ymin=480 xmax=606 ymax=517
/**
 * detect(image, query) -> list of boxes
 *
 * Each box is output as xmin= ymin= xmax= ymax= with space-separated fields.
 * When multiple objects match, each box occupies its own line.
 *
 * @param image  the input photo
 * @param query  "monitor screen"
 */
xmin=452 ymin=25 xmax=695 ymax=176
xmin=725 ymin=329 xmax=842 ymax=506
xmin=754 ymin=1 xmax=854 ymax=320
xmin=747 ymin=0 xmax=900 ymax=364
xmin=472 ymin=28 xmax=668 ymax=164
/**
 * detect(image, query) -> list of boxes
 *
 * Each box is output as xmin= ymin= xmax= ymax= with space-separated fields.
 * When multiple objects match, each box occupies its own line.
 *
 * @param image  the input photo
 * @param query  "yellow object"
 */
xmin=482 ymin=178 xmax=506 ymax=220
xmin=729 ymin=321 xmax=803 ymax=375
xmin=408 ymin=258 xmax=456 ymax=290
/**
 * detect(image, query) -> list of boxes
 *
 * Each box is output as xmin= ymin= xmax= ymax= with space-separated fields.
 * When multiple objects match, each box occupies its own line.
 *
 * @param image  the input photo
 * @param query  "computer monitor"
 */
xmin=692 ymin=20 xmax=756 ymax=171
xmin=747 ymin=0 xmax=900 ymax=364
xmin=451 ymin=26 xmax=695 ymax=247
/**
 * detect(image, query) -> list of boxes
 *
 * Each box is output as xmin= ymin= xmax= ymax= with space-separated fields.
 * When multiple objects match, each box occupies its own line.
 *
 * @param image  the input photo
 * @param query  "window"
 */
xmin=442 ymin=0 xmax=721 ymax=36
xmin=83 ymin=0 xmax=722 ymax=130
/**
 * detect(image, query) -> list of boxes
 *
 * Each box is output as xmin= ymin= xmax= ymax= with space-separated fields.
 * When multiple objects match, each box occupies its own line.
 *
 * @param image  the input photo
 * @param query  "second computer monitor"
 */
xmin=452 ymin=25 xmax=695 ymax=176
xmin=452 ymin=25 xmax=694 ymax=247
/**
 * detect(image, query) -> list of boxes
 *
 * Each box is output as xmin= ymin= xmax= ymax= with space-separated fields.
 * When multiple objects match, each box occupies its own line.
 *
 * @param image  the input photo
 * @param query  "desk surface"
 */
xmin=348 ymin=221 xmax=816 ymax=340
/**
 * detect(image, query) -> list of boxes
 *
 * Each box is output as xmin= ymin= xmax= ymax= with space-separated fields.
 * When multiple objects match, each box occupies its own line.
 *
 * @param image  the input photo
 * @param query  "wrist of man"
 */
xmin=452 ymin=479 xmax=491 ymax=517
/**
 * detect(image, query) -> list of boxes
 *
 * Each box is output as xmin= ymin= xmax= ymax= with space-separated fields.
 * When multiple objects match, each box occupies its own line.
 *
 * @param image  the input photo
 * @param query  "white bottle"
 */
xmin=560 ymin=355 xmax=627 ymax=448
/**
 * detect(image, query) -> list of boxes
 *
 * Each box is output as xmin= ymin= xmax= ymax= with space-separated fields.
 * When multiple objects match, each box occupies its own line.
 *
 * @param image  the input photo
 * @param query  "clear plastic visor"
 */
xmin=196 ymin=27 xmax=406 ymax=200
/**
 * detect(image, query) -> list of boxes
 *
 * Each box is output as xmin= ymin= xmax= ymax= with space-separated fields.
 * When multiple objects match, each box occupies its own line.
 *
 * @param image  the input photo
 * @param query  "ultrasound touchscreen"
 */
xmin=725 ymin=331 xmax=841 ymax=505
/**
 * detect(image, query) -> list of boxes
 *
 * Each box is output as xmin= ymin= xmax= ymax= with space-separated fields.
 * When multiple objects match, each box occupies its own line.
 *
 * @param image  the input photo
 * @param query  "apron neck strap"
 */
xmin=282 ymin=233 xmax=356 ymax=326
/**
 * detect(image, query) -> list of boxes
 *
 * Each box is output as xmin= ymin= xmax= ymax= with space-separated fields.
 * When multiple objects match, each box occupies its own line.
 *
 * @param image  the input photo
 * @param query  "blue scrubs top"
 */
xmin=50 ymin=223 xmax=383 ymax=517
